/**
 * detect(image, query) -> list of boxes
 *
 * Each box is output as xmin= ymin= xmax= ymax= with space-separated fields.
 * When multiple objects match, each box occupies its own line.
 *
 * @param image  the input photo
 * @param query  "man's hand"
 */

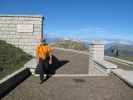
xmin=49 ymin=53 xmax=53 ymax=64
xmin=36 ymin=58 xmax=39 ymax=64
xmin=49 ymin=60 xmax=52 ymax=64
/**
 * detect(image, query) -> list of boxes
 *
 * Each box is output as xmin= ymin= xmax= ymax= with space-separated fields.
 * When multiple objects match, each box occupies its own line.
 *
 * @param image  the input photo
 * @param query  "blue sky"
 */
xmin=0 ymin=0 xmax=133 ymax=41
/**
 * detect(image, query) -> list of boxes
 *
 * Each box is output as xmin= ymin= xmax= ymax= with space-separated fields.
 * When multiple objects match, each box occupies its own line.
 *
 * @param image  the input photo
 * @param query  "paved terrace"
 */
xmin=2 ymin=49 xmax=133 ymax=100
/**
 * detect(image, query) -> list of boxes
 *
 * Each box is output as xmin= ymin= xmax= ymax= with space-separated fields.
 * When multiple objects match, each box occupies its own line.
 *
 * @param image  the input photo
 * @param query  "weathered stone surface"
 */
xmin=17 ymin=24 xmax=33 ymax=32
xmin=0 ymin=15 xmax=43 ymax=56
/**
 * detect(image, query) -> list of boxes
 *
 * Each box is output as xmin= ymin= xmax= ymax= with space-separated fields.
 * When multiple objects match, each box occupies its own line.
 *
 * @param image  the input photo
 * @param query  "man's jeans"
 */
xmin=38 ymin=58 xmax=49 ymax=81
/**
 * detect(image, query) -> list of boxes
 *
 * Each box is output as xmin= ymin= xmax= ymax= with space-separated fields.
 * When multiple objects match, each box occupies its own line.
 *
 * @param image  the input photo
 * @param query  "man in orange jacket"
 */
xmin=36 ymin=39 xmax=53 ymax=84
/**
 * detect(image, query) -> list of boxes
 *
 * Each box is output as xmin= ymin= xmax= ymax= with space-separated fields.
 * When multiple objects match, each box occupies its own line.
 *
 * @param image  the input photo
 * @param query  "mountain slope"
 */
xmin=105 ymin=43 xmax=133 ymax=61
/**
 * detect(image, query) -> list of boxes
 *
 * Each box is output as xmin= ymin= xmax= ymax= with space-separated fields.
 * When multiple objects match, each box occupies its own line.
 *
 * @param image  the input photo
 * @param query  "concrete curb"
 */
xmin=0 ymin=66 xmax=26 ymax=84
xmin=112 ymin=69 xmax=133 ymax=87
xmin=0 ymin=67 xmax=31 ymax=98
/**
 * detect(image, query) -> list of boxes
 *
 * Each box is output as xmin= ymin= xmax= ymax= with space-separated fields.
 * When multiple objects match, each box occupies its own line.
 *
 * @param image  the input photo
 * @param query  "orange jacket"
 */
xmin=36 ymin=44 xmax=53 ymax=59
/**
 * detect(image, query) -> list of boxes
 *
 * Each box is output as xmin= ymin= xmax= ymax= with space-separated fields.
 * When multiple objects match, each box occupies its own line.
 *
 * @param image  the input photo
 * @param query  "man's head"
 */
xmin=35 ymin=35 xmax=42 ymax=43
xmin=34 ymin=34 xmax=47 ymax=45
xmin=41 ymin=39 xmax=47 ymax=45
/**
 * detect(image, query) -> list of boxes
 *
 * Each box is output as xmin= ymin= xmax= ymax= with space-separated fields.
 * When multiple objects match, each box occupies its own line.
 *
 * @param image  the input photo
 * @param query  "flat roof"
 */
xmin=0 ymin=15 xmax=43 ymax=18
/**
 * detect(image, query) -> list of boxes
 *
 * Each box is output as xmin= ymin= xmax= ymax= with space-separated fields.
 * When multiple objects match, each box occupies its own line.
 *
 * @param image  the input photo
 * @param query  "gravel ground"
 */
xmin=2 ymin=74 xmax=133 ymax=100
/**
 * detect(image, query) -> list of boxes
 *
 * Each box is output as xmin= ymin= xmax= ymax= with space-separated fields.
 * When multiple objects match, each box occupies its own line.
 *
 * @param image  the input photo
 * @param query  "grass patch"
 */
xmin=0 ymin=40 xmax=33 ymax=79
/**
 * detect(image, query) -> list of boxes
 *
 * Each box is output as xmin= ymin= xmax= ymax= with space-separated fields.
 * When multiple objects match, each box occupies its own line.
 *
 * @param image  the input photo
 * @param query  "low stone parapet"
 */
xmin=94 ymin=60 xmax=117 ymax=73
xmin=105 ymin=56 xmax=133 ymax=66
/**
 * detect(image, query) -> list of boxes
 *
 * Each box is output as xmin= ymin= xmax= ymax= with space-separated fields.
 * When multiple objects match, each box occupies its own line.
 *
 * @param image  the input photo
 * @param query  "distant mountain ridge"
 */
xmin=46 ymin=37 xmax=133 ymax=45
xmin=105 ymin=43 xmax=133 ymax=59
xmin=46 ymin=37 xmax=133 ymax=58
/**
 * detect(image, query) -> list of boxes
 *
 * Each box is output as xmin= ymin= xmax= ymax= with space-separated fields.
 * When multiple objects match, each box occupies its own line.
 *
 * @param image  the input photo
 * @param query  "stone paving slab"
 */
xmin=112 ymin=69 xmax=133 ymax=87
xmin=2 ymin=74 xmax=133 ymax=100
xmin=52 ymin=50 xmax=89 ymax=74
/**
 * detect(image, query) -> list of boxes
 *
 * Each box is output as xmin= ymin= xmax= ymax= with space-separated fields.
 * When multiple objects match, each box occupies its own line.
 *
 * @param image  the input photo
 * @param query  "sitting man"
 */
xmin=36 ymin=39 xmax=53 ymax=84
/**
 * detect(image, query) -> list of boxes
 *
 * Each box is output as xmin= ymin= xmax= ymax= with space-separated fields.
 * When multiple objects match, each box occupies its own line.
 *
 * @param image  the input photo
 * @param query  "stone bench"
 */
xmin=94 ymin=60 xmax=117 ymax=73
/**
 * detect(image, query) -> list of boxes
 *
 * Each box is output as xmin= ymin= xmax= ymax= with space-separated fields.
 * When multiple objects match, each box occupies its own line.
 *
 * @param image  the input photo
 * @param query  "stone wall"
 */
xmin=0 ymin=15 xmax=43 ymax=56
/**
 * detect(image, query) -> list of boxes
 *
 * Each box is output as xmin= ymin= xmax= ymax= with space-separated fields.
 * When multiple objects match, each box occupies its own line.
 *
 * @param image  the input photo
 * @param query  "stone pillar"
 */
xmin=88 ymin=41 xmax=106 ymax=76
xmin=89 ymin=41 xmax=104 ymax=61
xmin=89 ymin=41 xmax=118 ymax=75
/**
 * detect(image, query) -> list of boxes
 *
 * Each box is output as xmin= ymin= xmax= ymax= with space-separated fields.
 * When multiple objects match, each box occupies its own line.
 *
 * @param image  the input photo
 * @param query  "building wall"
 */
xmin=0 ymin=15 xmax=43 ymax=56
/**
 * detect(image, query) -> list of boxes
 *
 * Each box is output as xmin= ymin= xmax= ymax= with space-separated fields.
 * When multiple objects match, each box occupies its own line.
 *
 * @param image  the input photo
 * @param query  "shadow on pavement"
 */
xmin=50 ymin=55 xmax=69 ymax=74
xmin=0 ymin=69 xmax=31 ymax=99
xmin=43 ymin=55 xmax=69 ymax=81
